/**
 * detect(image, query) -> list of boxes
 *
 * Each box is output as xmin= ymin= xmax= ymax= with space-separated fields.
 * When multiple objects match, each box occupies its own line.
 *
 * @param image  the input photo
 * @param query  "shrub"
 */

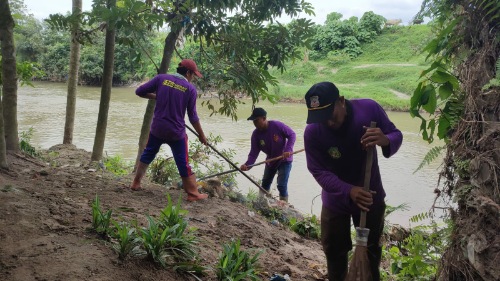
xmin=91 ymin=194 xmax=113 ymax=236
xmin=19 ymin=128 xmax=39 ymax=157
xmin=111 ymin=220 xmax=142 ymax=259
xmin=103 ymin=154 xmax=131 ymax=176
xmin=216 ymin=239 xmax=262 ymax=280
xmin=289 ymin=215 xmax=320 ymax=239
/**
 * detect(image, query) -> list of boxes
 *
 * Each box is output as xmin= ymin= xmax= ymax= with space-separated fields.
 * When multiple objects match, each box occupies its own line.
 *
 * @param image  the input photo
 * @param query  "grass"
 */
xmin=268 ymin=25 xmax=435 ymax=111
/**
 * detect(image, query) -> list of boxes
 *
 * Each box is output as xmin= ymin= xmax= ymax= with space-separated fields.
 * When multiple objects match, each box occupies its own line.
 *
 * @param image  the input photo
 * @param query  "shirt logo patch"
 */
xmin=328 ymin=147 xmax=341 ymax=159
xmin=260 ymin=140 xmax=265 ymax=147
xmin=310 ymin=96 xmax=320 ymax=108
xmin=273 ymin=134 xmax=280 ymax=142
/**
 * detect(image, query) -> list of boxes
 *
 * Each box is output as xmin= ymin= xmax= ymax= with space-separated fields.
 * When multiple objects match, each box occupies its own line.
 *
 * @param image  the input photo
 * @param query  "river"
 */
xmin=17 ymin=82 xmax=444 ymax=226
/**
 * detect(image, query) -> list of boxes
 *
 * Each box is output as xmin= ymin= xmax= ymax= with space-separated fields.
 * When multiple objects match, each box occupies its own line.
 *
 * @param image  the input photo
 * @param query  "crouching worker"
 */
xmin=240 ymin=107 xmax=296 ymax=202
xmin=130 ymin=59 xmax=208 ymax=201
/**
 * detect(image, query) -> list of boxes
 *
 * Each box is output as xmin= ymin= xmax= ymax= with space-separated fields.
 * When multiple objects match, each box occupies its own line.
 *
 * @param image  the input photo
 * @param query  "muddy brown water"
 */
xmin=18 ymin=82 xmax=444 ymax=226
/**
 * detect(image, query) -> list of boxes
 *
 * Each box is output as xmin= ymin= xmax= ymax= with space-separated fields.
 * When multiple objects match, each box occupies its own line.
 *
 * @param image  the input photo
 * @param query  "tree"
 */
xmin=411 ymin=0 xmax=500 ymax=280
xmin=63 ymin=0 xmax=82 ymax=144
xmin=310 ymin=11 xmax=385 ymax=59
xmin=44 ymin=0 xmax=314 ymax=164
xmin=0 ymin=0 xmax=19 ymax=153
xmin=130 ymin=0 xmax=315 ymax=167
xmin=91 ymin=0 xmax=117 ymax=161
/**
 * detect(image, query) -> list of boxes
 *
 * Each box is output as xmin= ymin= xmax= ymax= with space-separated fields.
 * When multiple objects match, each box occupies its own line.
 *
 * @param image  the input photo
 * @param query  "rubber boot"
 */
xmin=182 ymin=174 xmax=208 ymax=201
xmin=130 ymin=161 xmax=148 ymax=190
xmin=279 ymin=196 xmax=288 ymax=202
xmin=259 ymin=189 xmax=271 ymax=198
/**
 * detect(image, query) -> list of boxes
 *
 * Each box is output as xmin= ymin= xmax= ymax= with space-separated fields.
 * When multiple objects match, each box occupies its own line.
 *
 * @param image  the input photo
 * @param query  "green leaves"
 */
xmin=92 ymin=195 xmax=204 ymax=276
xmin=19 ymin=128 xmax=39 ymax=157
xmin=91 ymin=194 xmax=113 ymax=235
xmin=387 ymin=218 xmax=448 ymax=280
xmin=410 ymin=64 xmax=461 ymax=144
xmin=216 ymin=239 xmax=262 ymax=281
xmin=111 ymin=220 xmax=142 ymax=259
xmin=310 ymin=11 xmax=385 ymax=59
xmin=288 ymin=214 xmax=320 ymax=239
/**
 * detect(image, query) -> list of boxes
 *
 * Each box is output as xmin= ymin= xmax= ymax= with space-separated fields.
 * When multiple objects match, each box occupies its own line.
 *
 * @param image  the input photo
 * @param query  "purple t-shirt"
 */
xmin=245 ymin=120 xmax=296 ymax=169
xmin=136 ymin=74 xmax=200 ymax=141
xmin=304 ymin=99 xmax=403 ymax=214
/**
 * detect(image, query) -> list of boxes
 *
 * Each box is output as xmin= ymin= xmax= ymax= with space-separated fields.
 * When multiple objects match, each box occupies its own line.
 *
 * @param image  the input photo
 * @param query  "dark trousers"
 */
xmin=261 ymin=161 xmax=292 ymax=197
xmin=320 ymin=204 xmax=385 ymax=281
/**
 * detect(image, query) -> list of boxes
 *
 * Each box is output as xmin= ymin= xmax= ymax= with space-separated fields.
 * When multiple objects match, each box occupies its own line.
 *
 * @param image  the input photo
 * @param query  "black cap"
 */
xmin=305 ymin=82 xmax=339 ymax=124
xmin=247 ymin=107 xmax=267 ymax=121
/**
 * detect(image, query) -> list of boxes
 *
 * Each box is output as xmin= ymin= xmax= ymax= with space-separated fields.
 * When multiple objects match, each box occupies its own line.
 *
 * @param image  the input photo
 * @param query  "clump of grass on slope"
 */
xmin=356 ymin=25 xmax=433 ymax=63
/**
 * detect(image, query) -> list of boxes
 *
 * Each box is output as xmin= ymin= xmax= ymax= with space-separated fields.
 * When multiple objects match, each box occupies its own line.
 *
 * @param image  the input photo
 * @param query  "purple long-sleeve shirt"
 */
xmin=136 ymin=74 xmax=200 ymax=141
xmin=304 ymin=99 xmax=402 ymax=214
xmin=245 ymin=120 xmax=296 ymax=169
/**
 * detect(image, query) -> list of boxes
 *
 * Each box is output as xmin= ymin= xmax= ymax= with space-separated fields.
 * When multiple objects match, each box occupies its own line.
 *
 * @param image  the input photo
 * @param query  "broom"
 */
xmin=345 ymin=121 xmax=377 ymax=281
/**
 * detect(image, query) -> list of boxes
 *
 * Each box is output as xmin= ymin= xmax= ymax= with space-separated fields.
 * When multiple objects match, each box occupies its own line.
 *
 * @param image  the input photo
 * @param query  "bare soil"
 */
xmin=0 ymin=145 xmax=327 ymax=281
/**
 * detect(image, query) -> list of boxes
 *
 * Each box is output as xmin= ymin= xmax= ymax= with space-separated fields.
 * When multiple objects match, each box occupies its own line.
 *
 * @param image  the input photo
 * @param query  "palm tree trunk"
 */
xmin=0 ymin=0 xmax=19 ymax=152
xmin=63 ymin=0 xmax=82 ymax=144
xmin=91 ymin=0 xmax=116 ymax=161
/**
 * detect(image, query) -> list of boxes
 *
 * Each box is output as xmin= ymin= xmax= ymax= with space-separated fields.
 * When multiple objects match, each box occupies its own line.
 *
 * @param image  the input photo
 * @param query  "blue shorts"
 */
xmin=140 ymin=133 xmax=193 ymax=177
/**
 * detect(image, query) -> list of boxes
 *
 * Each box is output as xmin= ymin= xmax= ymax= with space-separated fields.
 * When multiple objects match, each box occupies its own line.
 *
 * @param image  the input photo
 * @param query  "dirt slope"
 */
xmin=0 ymin=145 xmax=327 ymax=281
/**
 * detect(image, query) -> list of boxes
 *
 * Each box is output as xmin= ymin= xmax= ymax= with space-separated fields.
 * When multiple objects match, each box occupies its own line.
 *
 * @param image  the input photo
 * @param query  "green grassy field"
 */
xmin=270 ymin=25 xmax=434 ymax=111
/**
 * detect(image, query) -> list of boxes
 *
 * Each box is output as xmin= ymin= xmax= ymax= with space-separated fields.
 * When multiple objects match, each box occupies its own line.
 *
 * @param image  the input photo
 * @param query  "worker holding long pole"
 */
xmin=240 ymin=108 xmax=296 ymax=202
xmin=303 ymin=82 xmax=403 ymax=281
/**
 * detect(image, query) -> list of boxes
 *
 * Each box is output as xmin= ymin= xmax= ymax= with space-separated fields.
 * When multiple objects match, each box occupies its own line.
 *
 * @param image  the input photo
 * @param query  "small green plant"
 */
xmin=158 ymin=194 xmax=189 ymax=228
xmin=111 ymin=220 xmax=142 ymax=259
xmin=216 ymin=239 xmax=262 ymax=281
xmin=103 ymin=154 xmax=131 ymax=176
xmin=388 ymin=232 xmax=438 ymax=280
xmin=19 ymin=128 xmax=39 ymax=157
xmin=387 ymin=215 xmax=450 ymax=281
xmin=140 ymin=216 xmax=170 ymax=267
xmin=140 ymin=211 xmax=201 ymax=273
xmin=259 ymin=207 xmax=287 ymax=224
xmin=246 ymin=189 xmax=258 ymax=203
xmin=289 ymin=215 xmax=321 ymax=239
xmin=157 ymin=195 xmax=199 ymax=264
xmin=91 ymin=194 xmax=113 ymax=235
xmin=414 ymin=145 xmax=445 ymax=173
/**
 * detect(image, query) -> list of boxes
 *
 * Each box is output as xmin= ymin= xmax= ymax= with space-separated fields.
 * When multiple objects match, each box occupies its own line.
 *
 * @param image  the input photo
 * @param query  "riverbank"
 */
xmin=0 ymin=145 xmax=328 ymax=280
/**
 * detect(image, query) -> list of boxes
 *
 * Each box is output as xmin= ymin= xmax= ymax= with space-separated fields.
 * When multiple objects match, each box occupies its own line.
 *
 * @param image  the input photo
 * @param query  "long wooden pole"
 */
xmin=360 ymin=121 xmax=377 ymax=228
xmin=186 ymin=125 xmax=270 ymax=195
xmin=198 ymin=148 xmax=304 ymax=181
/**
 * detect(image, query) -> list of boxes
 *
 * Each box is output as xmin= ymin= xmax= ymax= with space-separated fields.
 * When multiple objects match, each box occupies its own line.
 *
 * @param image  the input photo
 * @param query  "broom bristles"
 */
xmin=345 ymin=245 xmax=372 ymax=281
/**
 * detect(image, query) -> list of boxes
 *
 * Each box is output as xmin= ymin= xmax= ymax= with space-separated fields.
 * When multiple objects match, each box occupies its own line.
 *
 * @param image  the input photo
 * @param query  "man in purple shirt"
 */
xmin=303 ymin=82 xmax=402 ymax=281
xmin=130 ymin=59 xmax=209 ymax=202
xmin=240 ymin=108 xmax=296 ymax=202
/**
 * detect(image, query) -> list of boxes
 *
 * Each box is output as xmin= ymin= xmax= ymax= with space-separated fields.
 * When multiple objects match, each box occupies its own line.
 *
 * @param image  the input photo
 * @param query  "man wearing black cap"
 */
xmin=130 ymin=59 xmax=208 ymax=202
xmin=240 ymin=108 xmax=296 ymax=202
xmin=303 ymin=82 xmax=403 ymax=281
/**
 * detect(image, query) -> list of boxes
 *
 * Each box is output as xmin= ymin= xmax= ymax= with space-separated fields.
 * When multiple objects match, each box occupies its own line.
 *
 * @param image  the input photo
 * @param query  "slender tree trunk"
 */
xmin=63 ymin=0 xmax=82 ymax=144
xmin=0 ymin=0 xmax=19 ymax=152
xmin=0 ymin=89 xmax=7 ymax=169
xmin=134 ymin=29 xmax=179 ymax=170
xmin=91 ymin=0 xmax=116 ymax=161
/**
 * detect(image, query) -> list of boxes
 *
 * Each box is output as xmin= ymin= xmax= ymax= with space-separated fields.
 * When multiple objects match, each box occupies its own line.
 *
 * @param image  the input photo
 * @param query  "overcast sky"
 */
xmin=22 ymin=0 xmax=423 ymax=25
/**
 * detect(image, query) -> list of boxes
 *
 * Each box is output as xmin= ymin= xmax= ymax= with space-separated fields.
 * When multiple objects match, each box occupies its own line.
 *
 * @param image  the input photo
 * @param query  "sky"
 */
xmin=22 ymin=0 xmax=423 ymax=25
